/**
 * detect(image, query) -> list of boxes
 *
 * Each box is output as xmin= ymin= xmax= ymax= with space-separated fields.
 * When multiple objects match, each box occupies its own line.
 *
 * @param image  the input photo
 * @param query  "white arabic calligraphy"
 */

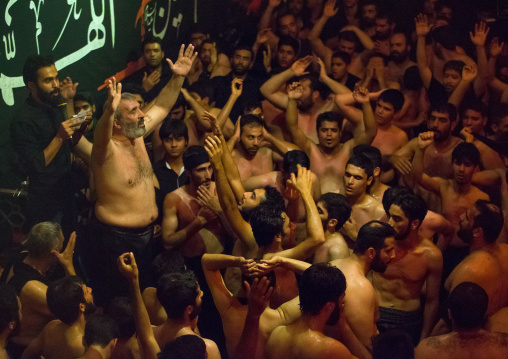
xmin=29 ymin=0 xmax=44 ymax=54
xmin=53 ymin=0 xmax=82 ymax=50
xmin=4 ymin=0 xmax=18 ymax=26
xmin=3 ymin=31 xmax=15 ymax=60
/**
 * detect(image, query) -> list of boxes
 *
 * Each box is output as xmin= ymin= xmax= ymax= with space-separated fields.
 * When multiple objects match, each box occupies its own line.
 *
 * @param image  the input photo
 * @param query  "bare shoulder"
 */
xmin=203 ymin=337 xmax=221 ymax=359
xmin=163 ymin=191 xmax=181 ymax=207
xmin=421 ymin=239 xmax=443 ymax=261
xmin=21 ymin=280 xmax=48 ymax=300
xmin=319 ymin=336 xmax=355 ymax=359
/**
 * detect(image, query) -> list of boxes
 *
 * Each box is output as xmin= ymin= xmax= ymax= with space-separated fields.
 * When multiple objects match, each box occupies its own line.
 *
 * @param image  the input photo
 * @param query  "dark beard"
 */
xmin=189 ymin=303 xmax=202 ymax=320
xmin=326 ymin=302 xmax=341 ymax=326
xmin=38 ymin=87 xmax=63 ymax=107
xmin=371 ymin=254 xmax=388 ymax=273
xmin=457 ymin=227 xmax=474 ymax=244
xmin=84 ymin=301 xmax=98 ymax=318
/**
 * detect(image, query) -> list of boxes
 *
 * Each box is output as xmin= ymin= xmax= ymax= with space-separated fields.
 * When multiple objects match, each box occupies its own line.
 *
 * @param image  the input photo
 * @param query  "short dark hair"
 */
xmin=151 ymin=250 xmax=186 ymax=282
xmin=452 ymin=142 xmax=481 ymax=167
xmin=278 ymin=35 xmax=299 ymax=54
xmin=283 ymin=150 xmax=310 ymax=176
xmin=320 ymin=193 xmax=351 ymax=230
xmin=172 ymin=93 xmax=187 ymax=110
xmin=243 ymin=100 xmax=263 ymax=115
xmin=23 ymin=55 xmax=55 ymax=85
xmin=297 ymin=73 xmax=329 ymax=99
xmin=332 ymin=51 xmax=352 ymax=65
xmin=299 ymin=263 xmax=347 ymax=316
xmin=158 ymin=335 xmax=207 ymax=359
xmin=491 ymin=103 xmax=508 ymax=126
xmin=316 ymin=111 xmax=342 ymax=134
xmin=339 ymin=30 xmax=359 ymax=45
xmin=0 ymin=285 xmax=19 ymax=332
xmin=159 ymin=119 xmax=189 ymax=143
xmin=188 ymin=81 xmax=215 ymax=104
xmin=443 ymin=60 xmax=465 ymax=74
xmin=157 ymin=271 xmax=199 ymax=320
xmin=84 ymin=315 xmax=119 ymax=348
xmin=353 ymin=144 xmax=382 ymax=169
xmin=250 ymin=205 xmax=285 ymax=247
xmin=376 ymin=11 xmax=393 ymax=23
xmin=448 ymin=282 xmax=488 ymax=329
xmin=182 ymin=146 xmax=209 ymax=170
xmin=473 ymin=200 xmax=504 ymax=243
xmin=461 ymin=99 xmax=487 ymax=118
xmin=263 ymin=186 xmax=286 ymax=213
xmin=142 ymin=36 xmax=163 ymax=51
xmin=47 ymin=276 xmax=86 ymax=325
xmin=372 ymin=330 xmax=414 ymax=359
xmin=382 ymin=187 xmax=413 ymax=215
xmin=74 ymin=92 xmax=95 ymax=106
xmin=431 ymin=103 xmax=457 ymax=122
xmin=403 ymin=66 xmax=424 ymax=91
xmin=354 ymin=221 xmax=396 ymax=255
xmin=346 ymin=154 xmax=374 ymax=178
xmin=105 ymin=297 xmax=135 ymax=339
xmin=390 ymin=191 xmax=428 ymax=227
xmin=432 ymin=26 xmax=461 ymax=51
xmin=240 ymin=114 xmax=264 ymax=129
xmin=378 ymin=89 xmax=404 ymax=113
xmin=233 ymin=44 xmax=254 ymax=59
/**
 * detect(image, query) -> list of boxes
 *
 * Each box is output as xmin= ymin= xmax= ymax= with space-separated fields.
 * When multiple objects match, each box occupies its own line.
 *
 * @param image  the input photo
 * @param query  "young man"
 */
xmin=337 ymin=88 xmax=407 ymax=156
xmin=352 ymin=145 xmax=389 ymax=203
xmin=21 ymin=276 xmax=95 ymax=359
xmin=372 ymin=191 xmax=443 ymax=345
xmin=265 ymin=264 xmax=356 ymax=359
xmin=287 ymin=82 xmax=377 ymax=194
xmin=78 ymin=315 xmax=119 ymax=359
xmin=329 ymin=51 xmax=361 ymax=91
xmin=416 ymin=282 xmax=508 ymax=359
xmin=73 ymin=92 xmax=97 ymax=142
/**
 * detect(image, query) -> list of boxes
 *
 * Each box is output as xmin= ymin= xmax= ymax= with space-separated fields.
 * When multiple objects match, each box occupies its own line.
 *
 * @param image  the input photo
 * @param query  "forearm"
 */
xmin=93 ymin=108 xmax=114 ymax=149
xmin=163 ymin=217 xmax=205 ymax=249
xmin=302 ymin=191 xmax=325 ymax=244
xmin=217 ymin=94 xmax=240 ymax=128
xmin=221 ymin=134 xmax=246 ymax=201
xmin=339 ymin=320 xmax=373 ymax=359
xmin=475 ymin=46 xmax=489 ymax=96
xmin=416 ymin=36 xmax=428 ymax=72
xmin=321 ymin=75 xmax=352 ymax=95
xmin=308 ymin=16 xmax=328 ymax=40
xmin=448 ymin=80 xmax=471 ymax=107
xmin=215 ymin=162 xmax=242 ymax=216
xmin=360 ymin=101 xmax=377 ymax=143
xmin=350 ymin=27 xmax=374 ymax=50
xmin=185 ymin=93 xmax=210 ymax=131
xmin=276 ymin=256 xmax=311 ymax=275
xmin=260 ymin=68 xmax=293 ymax=100
xmin=202 ymin=253 xmax=242 ymax=271
xmin=266 ymin=133 xmax=299 ymax=155
xmin=259 ymin=6 xmax=275 ymax=32
xmin=147 ymin=74 xmax=186 ymax=133
xmin=43 ymin=136 xmax=65 ymax=166
xmin=412 ymin=147 xmax=425 ymax=181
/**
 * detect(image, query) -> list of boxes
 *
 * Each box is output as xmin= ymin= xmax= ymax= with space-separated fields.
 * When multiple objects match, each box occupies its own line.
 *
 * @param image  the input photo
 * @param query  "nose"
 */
xmin=459 ymin=164 xmax=465 ymax=171
xmin=52 ymin=79 xmax=59 ymax=88
xmin=390 ymin=250 xmax=396 ymax=259
xmin=348 ymin=177 xmax=354 ymax=185
xmin=253 ymin=138 xmax=260 ymax=146
xmin=171 ymin=139 xmax=177 ymax=146
xmin=388 ymin=218 xmax=394 ymax=227
xmin=206 ymin=169 xmax=213 ymax=178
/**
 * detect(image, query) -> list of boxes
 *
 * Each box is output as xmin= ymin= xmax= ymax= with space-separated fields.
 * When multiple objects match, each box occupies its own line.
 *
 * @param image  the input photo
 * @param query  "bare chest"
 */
xmin=372 ymin=131 xmax=404 ymax=156
xmin=110 ymin=143 xmax=153 ymax=187
xmin=233 ymin=150 xmax=274 ymax=180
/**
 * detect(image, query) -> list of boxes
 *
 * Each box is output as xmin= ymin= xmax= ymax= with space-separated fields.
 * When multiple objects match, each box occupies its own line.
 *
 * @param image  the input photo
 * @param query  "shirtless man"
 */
xmin=21 ymin=276 xmax=95 ymax=359
xmin=286 ymin=81 xmax=377 ymax=194
xmin=416 ymin=282 xmax=508 ymax=359
xmin=352 ymin=145 xmax=389 ymax=203
xmin=265 ymin=263 xmax=357 ymax=359
xmin=4 ymin=223 xmax=76 ymax=356
xmin=260 ymin=56 xmax=329 ymax=143
xmin=343 ymin=154 xmax=385 ymax=236
xmin=413 ymin=134 xmax=490 ymax=277
xmin=444 ymin=200 xmax=508 ymax=317
xmin=0 ymin=285 xmax=20 ymax=359
xmin=372 ymin=191 xmax=443 ymax=345
xmin=79 ymin=315 xmax=118 ymax=359
xmin=385 ymin=32 xmax=416 ymax=89
xmin=337 ymin=89 xmax=407 ymax=156
xmin=201 ymin=254 xmax=301 ymax=358
xmin=327 ymin=221 xmax=396 ymax=352
xmin=313 ymin=193 xmax=352 ymax=263
xmin=90 ymin=44 xmax=196 ymax=304
xmin=228 ymin=114 xmax=298 ymax=180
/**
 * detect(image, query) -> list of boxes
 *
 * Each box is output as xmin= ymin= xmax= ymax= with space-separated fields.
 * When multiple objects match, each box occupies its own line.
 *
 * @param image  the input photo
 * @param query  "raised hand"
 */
xmin=323 ymin=0 xmax=338 ymax=18
xmin=287 ymin=164 xmax=313 ymax=196
xmin=291 ymin=55 xmax=313 ymax=76
xmin=52 ymin=231 xmax=76 ymax=271
xmin=316 ymin=57 xmax=328 ymax=81
xmin=288 ymin=81 xmax=303 ymax=100
xmin=268 ymin=0 xmax=281 ymax=8
xmin=60 ymin=77 xmax=78 ymax=100
xmin=391 ymin=155 xmax=412 ymax=176
xmin=231 ymin=78 xmax=244 ymax=98
xmin=204 ymin=135 xmax=223 ymax=166
xmin=415 ymin=13 xmax=432 ymax=37
xmin=197 ymin=205 xmax=217 ymax=224
xmin=256 ymin=29 xmax=272 ymax=45
xmin=462 ymin=64 xmax=478 ymax=82
xmin=417 ymin=131 xmax=435 ymax=150
xmin=470 ymin=22 xmax=490 ymax=47
xmin=203 ymin=112 xmax=223 ymax=137
xmin=374 ymin=40 xmax=390 ymax=56
xmin=197 ymin=185 xmax=222 ymax=214
xmin=107 ymin=77 xmax=122 ymax=113
xmin=142 ymin=70 xmax=161 ymax=92
xmin=353 ymin=84 xmax=369 ymax=103
xmin=490 ymin=37 xmax=505 ymax=57
xmin=460 ymin=127 xmax=474 ymax=143
xmin=167 ymin=44 xmax=197 ymax=77
xmin=263 ymin=45 xmax=272 ymax=73
xmin=244 ymin=277 xmax=273 ymax=317
xmin=57 ymin=119 xmax=76 ymax=140
xmin=238 ymin=257 xmax=261 ymax=276
xmin=117 ymin=252 xmax=139 ymax=282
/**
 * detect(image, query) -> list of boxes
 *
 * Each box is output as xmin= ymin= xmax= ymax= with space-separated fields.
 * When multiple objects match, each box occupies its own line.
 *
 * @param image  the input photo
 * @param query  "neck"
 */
xmin=453 ymin=181 xmax=472 ymax=194
xmin=24 ymin=256 xmax=52 ymax=276
xmin=470 ymin=239 xmax=494 ymax=253
xmin=262 ymin=240 xmax=283 ymax=255
xmin=397 ymin=230 xmax=421 ymax=248
xmin=377 ymin=121 xmax=392 ymax=130
xmin=237 ymin=144 xmax=257 ymax=160
xmin=87 ymin=345 xmax=109 ymax=359
xmin=69 ymin=314 xmax=87 ymax=334
xmin=164 ymin=317 xmax=192 ymax=333
xmin=433 ymin=136 xmax=453 ymax=150
xmin=301 ymin=313 xmax=328 ymax=333
xmin=351 ymin=253 xmax=370 ymax=276
xmin=112 ymin=132 xmax=137 ymax=145
xmin=319 ymin=143 xmax=342 ymax=155
xmin=147 ymin=64 xmax=162 ymax=73
xmin=164 ymin=154 xmax=184 ymax=168
xmin=184 ymin=183 xmax=199 ymax=196
xmin=347 ymin=191 xmax=367 ymax=205
xmin=233 ymin=73 xmax=247 ymax=80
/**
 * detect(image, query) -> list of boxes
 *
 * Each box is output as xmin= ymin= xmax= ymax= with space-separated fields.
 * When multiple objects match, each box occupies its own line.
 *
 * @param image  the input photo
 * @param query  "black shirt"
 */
xmin=153 ymin=159 xmax=187 ymax=222
xmin=426 ymin=76 xmax=476 ymax=108
xmin=344 ymin=73 xmax=361 ymax=91
xmin=124 ymin=61 xmax=173 ymax=103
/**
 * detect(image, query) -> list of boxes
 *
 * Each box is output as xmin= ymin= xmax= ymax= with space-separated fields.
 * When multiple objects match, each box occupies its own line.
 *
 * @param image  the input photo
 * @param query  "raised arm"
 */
xmin=181 ymin=88 xmax=209 ymax=131
xmin=469 ymin=22 xmax=490 ymax=98
xmin=91 ymin=78 xmax=121 ymax=157
xmin=390 ymin=138 xmax=417 ymax=176
xmin=415 ymin=14 xmax=432 ymax=89
xmin=448 ymin=64 xmax=477 ymax=108
xmin=286 ymin=82 xmax=313 ymax=152
xmin=351 ymin=85 xmax=377 ymax=145
xmin=412 ymin=132 xmax=443 ymax=194
xmin=259 ymin=0 xmax=280 ymax=37
xmin=144 ymin=44 xmax=197 ymax=134
xmin=341 ymin=25 xmax=374 ymax=51
xmin=335 ymin=91 xmax=363 ymax=126
xmin=308 ymin=0 xmax=337 ymax=67
xmin=216 ymin=79 xmax=244 ymax=131
xmin=317 ymin=57 xmax=352 ymax=95
xmin=260 ymin=56 xmax=313 ymax=109
xmin=118 ymin=253 xmax=160 ymax=359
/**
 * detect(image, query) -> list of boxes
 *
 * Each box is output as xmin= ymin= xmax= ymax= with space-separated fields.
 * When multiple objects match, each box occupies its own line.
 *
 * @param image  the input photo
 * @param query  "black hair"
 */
xmin=299 ymin=263 xmax=347 ymax=316
xmin=242 ymin=260 xmax=277 ymax=289
xmin=390 ymin=191 xmax=428 ymax=227
xmin=84 ymin=315 xmax=119 ymax=348
xmin=316 ymin=111 xmax=342 ymax=134
xmin=452 ymin=142 xmax=481 ymax=167
xmin=378 ymin=89 xmax=404 ymax=113
xmin=159 ymin=118 xmax=189 ymax=143
xmin=105 ymin=297 xmax=136 ymax=339
xmin=240 ymin=114 xmax=264 ymax=129
xmin=473 ymin=200 xmax=504 ymax=243
xmin=354 ymin=221 xmax=396 ymax=255
xmin=158 ymin=335 xmax=207 ymax=359
xmin=172 ymin=93 xmax=187 ymax=110
xmin=332 ymin=51 xmax=352 ymax=65
xmin=182 ymin=146 xmax=209 ymax=170
xmin=431 ymin=103 xmax=457 ymax=122
xmin=0 ymin=285 xmax=19 ymax=332
xmin=188 ymin=81 xmax=215 ymax=104
xmin=346 ymin=154 xmax=374 ymax=178
xmin=283 ymin=150 xmax=310 ymax=176
xmin=491 ymin=103 xmax=508 ymax=126
xmin=250 ymin=205 xmax=285 ymax=247
xmin=156 ymin=271 xmax=200 ymax=320
xmin=278 ymin=35 xmax=300 ymax=54
xmin=23 ymin=55 xmax=55 ymax=85
xmin=432 ymin=26 xmax=461 ymax=51
xmin=353 ymin=144 xmax=382 ymax=170
xmin=151 ymin=250 xmax=187 ymax=284
xmin=320 ymin=193 xmax=351 ymax=230
xmin=372 ymin=330 xmax=414 ymax=359
xmin=443 ymin=60 xmax=465 ymax=75
xmin=47 ymin=276 xmax=86 ymax=325
xmin=461 ymin=99 xmax=487 ymax=118
xmin=233 ymin=44 xmax=254 ymax=59
xmin=263 ymin=186 xmax=286 ymax=213
xmin=448 ymin=282 xmax=488 ymax=329
xmin=297 ymin=73 xmax=329 ymax=100
xmin=403 ymin=66 xmax=424 ymax=91
xmin=74 ymin=92 xmax=95 ymax=106
xmin=141 ymin=36 xmax=163 ymax=51
xmin=243 ymin=100 xmax=263 ymax=115
xmin=339 ymin=30 xmax=359 ymax=45
xmin=376 ymin=11 xmax=394 ymax=24
xmin=382 ymin=187 xmax=413 ymax=215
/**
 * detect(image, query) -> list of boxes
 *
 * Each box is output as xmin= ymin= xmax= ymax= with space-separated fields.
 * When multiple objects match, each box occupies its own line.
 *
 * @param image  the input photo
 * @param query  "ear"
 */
xmin=79 ymin=302 xmax=86 ymax=313
xmin=491 ymin=123 xmax=499 ymax=134
xmin=92 ymin=104 xmax=97 ymax=113
xmin=202 ymin=97 xmax=210 ymax=106
xmin=161 ymin=50 xmax=165 ymax=58
xmin=411 ymin=219 xmax=420 ymax=230
xmin=312 ymin=90 xmax=320 ymax=101
xmin=8 ymin=320 xmax=16 ymax=331
xmin=185 ymin=304 xmax=194 ymax=317
xmin=366 ymin=175 xmax=374 ymax=186
xmin=366 ymin=247 xmax=376 ymax=260
xmin=113 ymin=119 xmax=122 ymax=129
xmin=482 ymin=116 xmax=488 ymax=126
xmin=327 ymin=219 xmax=338 ymax=232
xmin=473 ymin=227 xmax=482 ymax=238
xmin=373 ymin=167 xmax=381 ymax=178
xmin=275 ymin=234 xmax=282 ymax=243
xmin=451 ymin=119 xmax=458 ymax=131
xmin=111 ymin=338 xmax=118 ymax=349
xmin=27 ymin=81 xmax=36 ymax=92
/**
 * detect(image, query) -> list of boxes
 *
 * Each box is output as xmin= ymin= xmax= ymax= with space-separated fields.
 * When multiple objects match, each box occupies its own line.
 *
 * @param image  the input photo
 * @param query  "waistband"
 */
xmin=94 ymin=217 xmax=154 ymax=234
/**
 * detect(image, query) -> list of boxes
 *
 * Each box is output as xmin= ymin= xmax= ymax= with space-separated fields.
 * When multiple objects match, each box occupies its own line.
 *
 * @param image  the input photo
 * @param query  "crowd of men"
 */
xmin=2 ymin=0 xmax=508 ymax=358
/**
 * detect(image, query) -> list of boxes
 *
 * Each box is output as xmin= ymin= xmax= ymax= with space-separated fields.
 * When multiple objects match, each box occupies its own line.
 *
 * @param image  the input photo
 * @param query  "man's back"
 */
xmin=39 ymin=320 xmax=85 ymax=359
xmin=416 ymin=330 xmax=508 ymax=359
